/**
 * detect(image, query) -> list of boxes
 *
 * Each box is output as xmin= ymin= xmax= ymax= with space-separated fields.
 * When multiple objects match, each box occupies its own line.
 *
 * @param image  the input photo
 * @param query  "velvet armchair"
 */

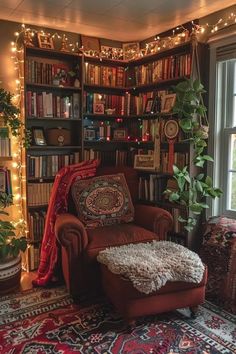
xmin=55 ymin=166 xmax=173 ymax=300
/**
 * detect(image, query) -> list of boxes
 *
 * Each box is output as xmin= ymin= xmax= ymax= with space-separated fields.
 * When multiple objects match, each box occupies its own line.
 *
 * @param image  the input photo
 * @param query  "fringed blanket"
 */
xmin=33 ymin=159 xmax=99 ymax=287
xmin=97 ymin=241 xmax=205 ymax=294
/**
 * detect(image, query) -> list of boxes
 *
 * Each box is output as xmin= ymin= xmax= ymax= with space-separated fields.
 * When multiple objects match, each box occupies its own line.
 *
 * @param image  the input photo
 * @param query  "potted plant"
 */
xmin=0 ymin=87 xmax=28 ymax=294
xmin=165 ymin=78 xmax=222 ymax=231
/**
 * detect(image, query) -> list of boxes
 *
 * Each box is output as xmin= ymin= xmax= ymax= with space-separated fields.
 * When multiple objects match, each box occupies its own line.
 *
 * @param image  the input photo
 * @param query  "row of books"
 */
xmin=27 ymin=182 xmax=53 ymax=206
xmin=83 ymin=91 xmax=167 ymax=116
xmin=27 ymin=245 xmax=40 ymax=271
xmin=84 ymin=63 xmax=125 ymax=87
xmin=28 ymin=211 xmax=46 ymax=242
xmin=0 ymin=137 xmax=11 ymax=157
xmin=160 ymin=152 xmax=189 ymax=172
xmin=84 ymin=92 xmax=126 ymax=115
xmin=132 ymin=54 xmax=191 ymax=85
xmin=26 ymin=59 xmax=71 ymax=86
xmin=84 ymin=148 xmax=153 ymax=166
xmin=26 ymin=91 xmax=80 ymax=119
xmin=138 ymin=175 xmax=168 ymax=202
xmin=27 ymin=152 xmax=80 ymax=178
xmin=0 ymin=167 xmax=12 ymax=194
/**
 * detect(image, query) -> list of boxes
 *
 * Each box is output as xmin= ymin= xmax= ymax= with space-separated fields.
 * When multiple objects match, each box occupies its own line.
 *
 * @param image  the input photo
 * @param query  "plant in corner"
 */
xmin=165 ymin=78 xmax=222 ymax=231
xmin=0 ymin=87 xmax=29 ymax=293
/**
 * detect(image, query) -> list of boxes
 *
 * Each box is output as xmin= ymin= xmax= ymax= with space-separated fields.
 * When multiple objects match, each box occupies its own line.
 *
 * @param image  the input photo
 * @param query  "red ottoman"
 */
xmin=101 ymin=264 xmax=208 ymax=323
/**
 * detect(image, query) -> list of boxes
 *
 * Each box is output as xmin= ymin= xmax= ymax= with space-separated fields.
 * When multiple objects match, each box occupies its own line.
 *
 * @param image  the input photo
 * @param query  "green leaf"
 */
xmin=169 ymin=192 xmax=180 ymax=202
xmin=202 ymin=155 xmax=214 ymax=162
xmin=195 ymin=180 xmax=203 ymax=192
xmin=189 ymin=203 xmax=203 ymax=214
xmin=205 ymin=176 xmax=213 ymax=187
xmin=173 ymin=165 xmax=180 ymax=175
xmin=196 ymin=173 xmax=204 ymax=180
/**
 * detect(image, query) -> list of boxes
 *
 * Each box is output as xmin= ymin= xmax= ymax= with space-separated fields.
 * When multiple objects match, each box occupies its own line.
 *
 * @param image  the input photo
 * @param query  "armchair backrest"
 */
xmin=96 ymin=166 xmax=139 ymax=203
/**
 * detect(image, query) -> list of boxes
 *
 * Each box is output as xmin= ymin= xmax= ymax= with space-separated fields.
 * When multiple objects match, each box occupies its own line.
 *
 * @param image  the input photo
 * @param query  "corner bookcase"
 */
xmin=24 ymin=39 xmax=208 ymax=269
xmin=24 ymin=46 xmax=83 ymax=270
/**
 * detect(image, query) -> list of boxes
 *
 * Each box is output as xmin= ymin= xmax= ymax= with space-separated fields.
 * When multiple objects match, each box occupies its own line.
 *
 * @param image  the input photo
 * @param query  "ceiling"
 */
xmin=0 ymin=0 xmax=235 ymax=41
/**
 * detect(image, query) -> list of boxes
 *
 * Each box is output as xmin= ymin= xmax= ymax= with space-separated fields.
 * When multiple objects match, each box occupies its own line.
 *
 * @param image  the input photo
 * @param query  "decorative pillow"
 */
xmin=71 ymin=173 xmax=134 ymax=228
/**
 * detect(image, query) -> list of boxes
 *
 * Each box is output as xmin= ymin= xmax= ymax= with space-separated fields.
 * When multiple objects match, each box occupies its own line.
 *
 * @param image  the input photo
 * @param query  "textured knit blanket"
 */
xmin=97 ymin=241 xmax=205 ymax=294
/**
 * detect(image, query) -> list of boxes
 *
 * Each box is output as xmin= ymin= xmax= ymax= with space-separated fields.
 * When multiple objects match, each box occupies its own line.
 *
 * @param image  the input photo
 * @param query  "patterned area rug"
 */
xmin=0 ymin=286 xmax=235 ymax=354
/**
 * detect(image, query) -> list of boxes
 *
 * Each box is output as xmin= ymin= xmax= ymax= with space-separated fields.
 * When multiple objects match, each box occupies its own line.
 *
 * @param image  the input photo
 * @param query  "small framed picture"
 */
xmin=37 ymin=33 xmax=54 ymax=49
xmin=93 ymin=103 xmax=104 ymax=114
xmin=113 ymin=128 xmax=127 ymax=141
xmin=81 ymin=35 xmax=100 ymax=52
xmin=134 ymin=154 xmax=156 ymax=170
xmin=84 ymin=128 xmax=96 ymax=141
xmin=144 ymin=98 xmax=154 ymax=114
xmin=122 ymin=42 xmax=140 ymax=60
xmin=32 ymin=127 xmax=47 ymax=146
xmin=161 ymin=94 xmax=176 ymax=113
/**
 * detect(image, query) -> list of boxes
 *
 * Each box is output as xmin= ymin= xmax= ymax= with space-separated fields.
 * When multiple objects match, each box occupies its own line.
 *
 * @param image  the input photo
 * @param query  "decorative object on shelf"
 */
xmin=60 ymin=34 xmax=69 ymax=52
xmin=81 ymin=35 xmax=100 ymax=53
xmin=37 ymin=33 xmax=54 ymax=49
xmin=46 ymin=127 xmax=71 ymax=146
xmin=164 ymin=119 xmax=179 ymax=173
xmin=134 ymin=154 xmax=156 ymax=171
xmin=101 ymin=45 xmax=123 ymax=60
xmin=165 ymin=78 xmax=222 ymax=231
xmin=122 ymin=42 xmax=140 ymax=60
xmin=144 ymin=98 xmax=155 ymax=114
xmin=93 ymin=103 xmax=104 ymax=114
xmin=113 ymin=128 xmax=127 ymax=141
xmin=105 ymin=108 xmax=116 ymax=115
xmin=161 ymin=94 xmax=176 ymax=113
xmin=68 ymin=64 xmax=80 ymax=87
xmin=23 ymin=29 xmax=34 ymax=47
xmin=32 ymin=127 xmax=47 ymax=146
xmin=84 ymin=127 xmax=97 ymax=141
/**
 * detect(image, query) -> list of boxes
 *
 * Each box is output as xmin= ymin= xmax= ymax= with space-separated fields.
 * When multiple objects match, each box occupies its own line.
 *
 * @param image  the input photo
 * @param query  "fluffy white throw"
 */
xmin=97 ymin=241 xmax=205 ymax=294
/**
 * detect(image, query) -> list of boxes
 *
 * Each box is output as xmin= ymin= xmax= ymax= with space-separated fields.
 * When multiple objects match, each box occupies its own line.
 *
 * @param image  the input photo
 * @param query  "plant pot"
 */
xmin=0 ymin=255 xmax=21 ymax=295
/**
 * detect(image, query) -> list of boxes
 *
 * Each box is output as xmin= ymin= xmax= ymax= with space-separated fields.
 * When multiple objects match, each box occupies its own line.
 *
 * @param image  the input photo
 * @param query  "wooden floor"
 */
xmin=20 ymin=271 xmax=37 ymax=291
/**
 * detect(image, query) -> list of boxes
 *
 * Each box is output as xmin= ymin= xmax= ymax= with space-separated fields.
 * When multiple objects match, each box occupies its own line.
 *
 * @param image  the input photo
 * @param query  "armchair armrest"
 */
xmin=55 ymin=213 xmax=88 ymax=252
xmin=55 ymin=213 xmax=88 ymax=298
xmin=134 ymin=204 xmax=173 ymax=240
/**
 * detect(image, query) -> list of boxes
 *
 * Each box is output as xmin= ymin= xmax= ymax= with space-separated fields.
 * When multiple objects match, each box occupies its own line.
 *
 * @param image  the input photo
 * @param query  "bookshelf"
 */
xmin=23 ymin=37 xmax=208 ymax=269
xmin=24 ymin=46 xmax=83 ymax=270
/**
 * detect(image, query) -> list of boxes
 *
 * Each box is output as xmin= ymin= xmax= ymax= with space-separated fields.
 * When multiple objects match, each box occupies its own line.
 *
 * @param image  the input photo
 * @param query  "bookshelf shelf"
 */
xmin=84 ymin=84 xmax=126 ymax=93
xmin=127 ymin=76 xmax=189 ymax=92
xmin=28 ymin=145 xmax=81 ymax=150
xmin=26 ymin=82 xmax=81 ymax=91
xmin=27 ymin=117 xmax=81 ymax=121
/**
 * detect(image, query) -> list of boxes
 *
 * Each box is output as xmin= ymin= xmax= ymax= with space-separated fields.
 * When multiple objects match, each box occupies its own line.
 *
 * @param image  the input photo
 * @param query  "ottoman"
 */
xmin=101 ymin=264 xmax=208 ymax=322
xmin=98 ymin=241 xmax=208 ymax=323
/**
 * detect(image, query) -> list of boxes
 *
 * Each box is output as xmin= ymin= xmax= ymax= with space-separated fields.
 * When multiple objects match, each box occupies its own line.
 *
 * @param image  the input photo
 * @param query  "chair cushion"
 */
xmin=86 ymin=223 xmax=157 ymax=261
xmin=71 ymin=173 xmax=134 ymax=228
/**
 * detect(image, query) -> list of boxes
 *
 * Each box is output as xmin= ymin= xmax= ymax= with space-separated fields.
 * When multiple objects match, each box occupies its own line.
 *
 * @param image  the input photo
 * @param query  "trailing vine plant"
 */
xmin=0 ymin=87 xmax=29 ymax=261
xmin=165 ymin=78 xmax=222 ymax=231
xmin=0 ymin=88 xmax=31 ymax=146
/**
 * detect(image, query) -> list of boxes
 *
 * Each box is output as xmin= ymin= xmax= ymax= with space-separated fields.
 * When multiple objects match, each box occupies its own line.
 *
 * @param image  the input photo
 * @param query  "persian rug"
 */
xmin=0 ymin=286 xmax=235 ymax=354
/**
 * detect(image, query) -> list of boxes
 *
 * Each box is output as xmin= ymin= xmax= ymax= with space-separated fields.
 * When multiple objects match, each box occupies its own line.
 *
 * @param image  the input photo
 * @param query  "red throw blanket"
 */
xmin=32 ymin=160 xmax=99 ymax=287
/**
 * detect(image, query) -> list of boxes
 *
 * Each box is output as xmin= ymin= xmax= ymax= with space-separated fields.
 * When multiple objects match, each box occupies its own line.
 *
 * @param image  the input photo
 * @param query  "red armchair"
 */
xmin=55 ymin=167 xmax=173 ymax=300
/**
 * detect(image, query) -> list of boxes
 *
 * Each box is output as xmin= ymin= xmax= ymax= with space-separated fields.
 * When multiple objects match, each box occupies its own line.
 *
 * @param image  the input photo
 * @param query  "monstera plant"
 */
xmin=165 ymin=78 xmax=222 ymax=231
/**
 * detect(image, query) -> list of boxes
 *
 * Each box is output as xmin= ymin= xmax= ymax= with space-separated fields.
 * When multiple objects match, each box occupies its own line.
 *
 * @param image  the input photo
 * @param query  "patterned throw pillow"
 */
xmin=71 ymin=173 xmax=134 ymax=228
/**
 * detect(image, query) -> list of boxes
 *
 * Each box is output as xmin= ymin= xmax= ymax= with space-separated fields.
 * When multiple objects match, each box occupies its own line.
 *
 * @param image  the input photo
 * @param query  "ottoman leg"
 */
xmin=190 ymin=306 xmax=199 ymax=318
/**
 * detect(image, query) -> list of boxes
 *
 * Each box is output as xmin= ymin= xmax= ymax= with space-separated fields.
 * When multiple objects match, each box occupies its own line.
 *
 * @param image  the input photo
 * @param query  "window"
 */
xmin=215 ymin=59 xmax=236 ymax=217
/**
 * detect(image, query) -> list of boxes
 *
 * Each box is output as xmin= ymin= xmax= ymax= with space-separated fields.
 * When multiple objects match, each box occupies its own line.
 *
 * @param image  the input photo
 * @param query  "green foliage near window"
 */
xmin=0 ymin=87 xmax=28 ymax=261
xmin=165 ymin=78 xmax=222 ymax=231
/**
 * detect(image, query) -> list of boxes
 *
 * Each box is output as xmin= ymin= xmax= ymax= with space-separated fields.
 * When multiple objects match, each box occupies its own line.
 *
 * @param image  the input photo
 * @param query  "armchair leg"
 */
xmin=190 ymin=306 xmax=199 ymax=319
